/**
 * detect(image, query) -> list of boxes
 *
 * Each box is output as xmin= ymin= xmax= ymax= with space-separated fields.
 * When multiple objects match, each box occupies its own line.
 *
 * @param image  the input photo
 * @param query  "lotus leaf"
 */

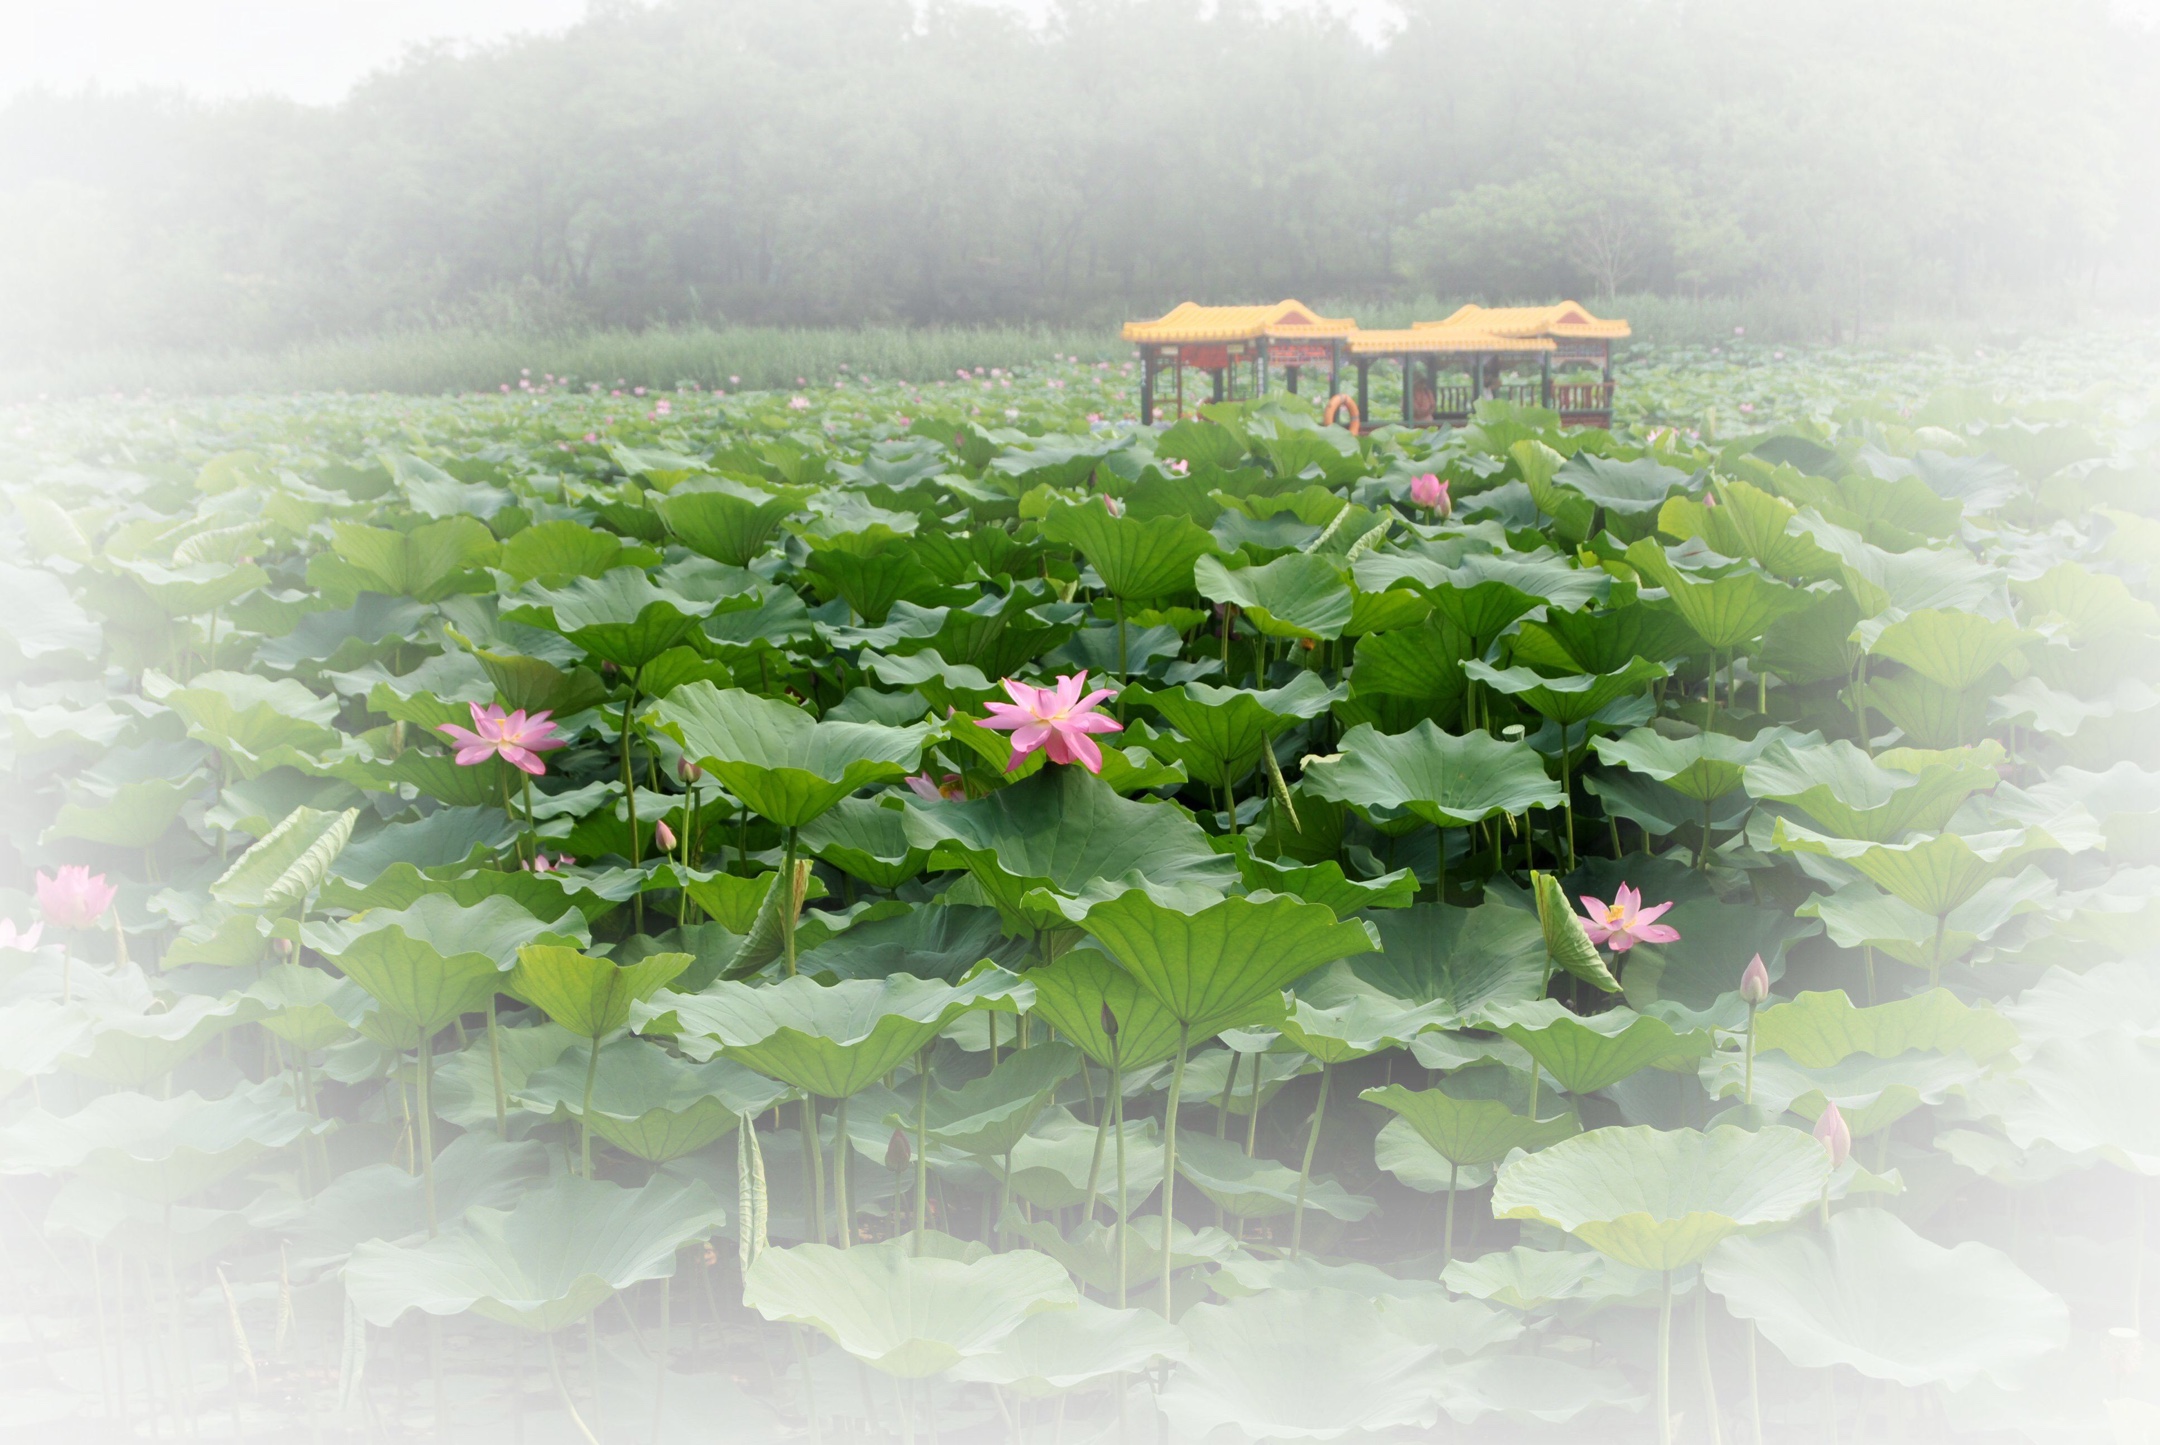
xmin=1464 ymin=656 xmax=1671 ymax=727
xmin=653 ymin=682 xmax=934 ymax=827
xmin=1122 ymin=672 xmax=1341 ymax=787
xmin=0 ymin=1079 xmax=326 ymax=1202
xmin=342 ymin=1175 xmax=725 ymax=1331
xmin=1039 ymin=501 xmax=1215 ymax=602
xmin=1705 ymin=1207 xmax=2067 ymax=1388
xmin=1302 ymin=722 xmax=1562 ymax=827
xmin=518 ymin=1039 xmax=785 ymax=1162
xmin=741 ymin=1236 xmax=1076 ymax=1376
xmin=1491 ymin=1124 xmax=1830 ymax=1270
xmin=947 ymin=1297 xmax=1187 ymax=1394
xmin=1173 ymin=1131 xmax=1375 ymax=1222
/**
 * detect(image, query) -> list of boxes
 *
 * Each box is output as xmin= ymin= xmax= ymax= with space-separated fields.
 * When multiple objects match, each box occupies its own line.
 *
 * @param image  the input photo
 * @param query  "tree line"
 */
xmin=2 ymin=0 xmax=2153 ymax=362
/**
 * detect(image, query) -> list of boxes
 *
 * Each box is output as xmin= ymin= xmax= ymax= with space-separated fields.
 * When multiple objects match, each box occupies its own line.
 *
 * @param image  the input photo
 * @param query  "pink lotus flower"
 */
xmin=980 ymin=673 xmax=1124 ymax=774
xmin=1814 ymin=1101 xmax=1851 ymax=1167
xmin=37 ymin=867 xmax=115 ymax=930
xmin=1100 ymin=493 xmax=1123 ymax=517
xmin=904 ymin=773 xmax=966 ymax=802
xmin=1577 ymin=883 xmax=1680 ymax=953
xmin=0 ymin=919 xmax=43 ymax=951
xmin=655 ymin=820 xmax=678 ymax=850
xmin=1739 ymin=953 xmax=1770 ymax=1005
xmin=1410 ymin=473 xmax=1450 ymax=514
xmin=438 ymin=703 xmax=566 ymax=776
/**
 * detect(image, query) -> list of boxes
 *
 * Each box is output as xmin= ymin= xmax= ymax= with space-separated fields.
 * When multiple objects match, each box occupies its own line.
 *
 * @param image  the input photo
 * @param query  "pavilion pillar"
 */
xmin=1285 ymin=365 xmax=1300 ymax=395
xmin=1257 ymin=339 xmax=1271 ymax=397
xmin=1356 ymin=360 xmax=1370 ymax=423
xmin=1211 ymin=369 xmax=1226 ymax=404
xmin=1402 ymin=356 xmax=1413 ymax=425
xmin=1140 ymin=347 xmax=1157 ymax=426
xmin=1540 ymin=351 xmax=1552 ymax=409
xmin=1327 ymin=340 xmax=1342 ymax=400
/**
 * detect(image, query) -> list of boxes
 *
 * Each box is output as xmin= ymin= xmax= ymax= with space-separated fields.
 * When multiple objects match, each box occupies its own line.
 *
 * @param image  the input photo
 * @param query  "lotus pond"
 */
xmin=1 ymin=338 xmax=2157 ymax=1443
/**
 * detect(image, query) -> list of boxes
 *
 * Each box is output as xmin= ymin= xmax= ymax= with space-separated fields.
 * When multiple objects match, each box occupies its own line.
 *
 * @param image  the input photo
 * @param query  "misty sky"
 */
xmin=2 ymin=0 xmax=1410 ymax=104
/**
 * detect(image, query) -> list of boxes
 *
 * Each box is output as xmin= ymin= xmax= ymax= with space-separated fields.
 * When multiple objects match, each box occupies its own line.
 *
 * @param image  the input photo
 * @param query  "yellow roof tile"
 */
xmin=1122 ymin=300 xmax=1359 ymax=345
xmin=1346 ymin=328 xmax=1555 ymax=355
xmin=1415 ymin=301 xmax=1631 ymax=340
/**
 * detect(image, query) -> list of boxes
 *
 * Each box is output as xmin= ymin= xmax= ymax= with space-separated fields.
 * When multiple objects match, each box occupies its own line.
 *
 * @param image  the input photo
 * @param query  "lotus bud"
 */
xmin=886 ymin=1127 xmax=912 ymax=1172
xmin=1100 ymin=1003 xmax=1119 ymax=1041
xmin=1100 ymin=492 xmax=1123 ymax=517
xmin=1409 ymin=472 xmax=1450 ymax=515
xmin=272 ymin=936 xmax=294 ymax=957
xmin=677 ymin=758 xmax=703 ymax=783
xmin=656 ymin=820 xmax=678 ymax=850
xmin=1739 ymin=954 xmax=1770 ymax=1006
xmin=1813 ymin=1102 xmax=1851 ymax=1168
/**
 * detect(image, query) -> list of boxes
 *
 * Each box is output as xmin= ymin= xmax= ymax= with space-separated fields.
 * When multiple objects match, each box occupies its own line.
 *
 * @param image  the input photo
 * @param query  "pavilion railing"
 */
xmin=1429 ymin=384 xmax=1474 ymax=418
xmin=1554 ymin=381 xmax=1615 ymax=413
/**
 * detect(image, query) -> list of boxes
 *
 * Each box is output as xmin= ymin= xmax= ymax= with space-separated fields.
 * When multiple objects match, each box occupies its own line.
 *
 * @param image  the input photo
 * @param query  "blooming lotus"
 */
xmin=904 ymin=773 xmax=966 ymax=802
xmin=1577 ymin=883 xmax=1680 ymax=953
xmin=980 ymin=672 xmax=1123 ymax=774
xmin=0 ymin=919 xmax=43 ymax=951
xmin=1410 ymin=472 xmax=1450 ymax=514
xmin=37 ymin=866 xmax=116 ymax=930
xmin=438 ymin=703 xmax=566 ymax=776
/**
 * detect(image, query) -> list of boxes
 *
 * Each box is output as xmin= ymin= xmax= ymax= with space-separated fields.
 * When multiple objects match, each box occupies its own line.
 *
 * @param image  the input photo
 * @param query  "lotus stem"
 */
xmin=1214 ymin=1051 xmax=1239 ymax=1139
xmin=1747 ymin=1322 xmax=1763 ymax=1444
xmin=487 ymin=996 xmax=508 ymax=1138
xmin=1160 ymin=1023 xmax=1191 ymax=1315
xmin=579 ymin=1033 xmax=601 ymax=1178
xmin=1443 ymin=1160 xmax=1459 ymax=1265
xmin=651 ymin=1274 xmax=670 ymax=1445
xmin=804 ymin=1097 xmax=827 ymax=1246
xmin=913 ymin=1053 xmax=930 ymax=1256
xmin=1696 ymin=1282 xmax=1725 ymax=1445
xmin=1290 ymin=1061 xmax=1330 ymax=1259
xmin=622 ymin=678 xmax=643 ymax=929
xmin=1657 ymin=1269 xmax=1674 ymax=1445
xmin=833 ymin=1095 xmax=852 ymax=1248
xmin=1243 ymin=1048 xmax=1263 ymax=1158
xmin=521 ymin=772 xmax=538 ymax=863
xmin=781 ymin=827 xmax=801 ymax=976
xmin=546 ymin=1332 xmax=602 ymax=1445
xmin=1559 ymin=739 xmax=1576 ymax=872
xmin=1111 ymin=1046 xmax=1129 ymax=1309
xmin=1743 ymin=1004 xmax=1758 ymax=1108
xmin=418 ymin=1037 xmax=439 ymax=1233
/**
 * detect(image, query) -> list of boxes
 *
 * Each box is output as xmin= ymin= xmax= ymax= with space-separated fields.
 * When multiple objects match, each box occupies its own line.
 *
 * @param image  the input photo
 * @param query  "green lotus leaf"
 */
xmin=652 ymin=683 xmax=935 ymax=828
xmin=1705 ymin=1208 xmax=2067 ymax=1388
xmin=342 ymin=1175 xmax=725 ymax=1332
xmin=1374 ymin=1117 xmax=1499 ymax=1193
xmin=1744 ymin=739 xmax=2001 ymax=841
xmin=1024 ymin=950 xmax=1187 ymax=1072
xmin=1511 ymin=603 xmax=1703 ymax=676
xmin=1624 ymin=540 xmax=1816 ymax=650
xmin=517 ymin=1038 xmax=786 ymax=1162
xmin=0 ymin=1001 xmax=91 ymax=1099
xmin=1346 ymin=617 xmax=1470 ymax=713
xmin=1358 ymin=549 xmax=1610 ymax=623
xmin=243 ymin=962 xmax=366 ymax=1051
xmin=651 ymin=478 xmax=806 ymax=566
xmin=1440 ymin=1246 xmax=1659 ymax=1310
xmin=1039 ymin=500 xmax=1216 ymax=602
xmin=905 ymin=1040 xmax=1080 ymax=1157
xmin=1592 ymin=725 xmax=1811 ymax=803
xmin=796 ymin=903 xmax=1026 ymax=983
xmin=1465 ymin=656 xmax=1670 ymax=727
xmin=1194 ymin=553 xmax=1352 ymax=641
xmin=304 ymin=895 xmax=587 ymax=1037
xmin=1075 ymin=890 xmax=1377 ymax=1037
xmin=115 ymin=558 xmax=270 ymax=618
xmin=1122 ymin=672 xmax=1342 ymax=788
xmin=494 ymin=519 xmax=659 ymax=586
xmin=46 ymin=774 xmax=201 ymax=847
xmin=993 ymin=1107 xmax=1165 ymax=1215
xmin=1618 ymin=896 xmax=1820 ymax=1012
xmin=154 ymin=670 xmax=344 ymax=776
xmin=0 ymin=1079 xmax=326 ymax=1202
xmin=61 ymin=992 xmax=267 ymax=1088
xmin=1157 ymin=1288 xmax=1451 ymax=1442
xmin=1172 ymin=1131 xmax=1375 ymax=1222
xmin=2001 ymin=959 xmax=2160 ymax=1056
xmin=646 ymin=971 xmax=1020 ymax=1098
xmin=210 ymin=804 xmax=358 ymax=913
xmin=501 ymin=567 xmax=704 ymax=669
xmin=1359 ymin=1085 xmax=1579 ymax=1167
xmin=510 ymin=944 xmax=690 ymax=1040
xmin=902 ymin=767 xmax=1236 ymax=930
xmin=1431 ymin=1354 xmax=1647 ymax=1425
xmin=1976 ymin=1030 xmax=2160 ymax=1173
xmin=1769 ymin=817 xmax=2065 ymax=917
xmin=797 ymin=796 xmax=931 ymax=888
xmin=1348 ymin=902 xmax=1547 ymax=1016
xmin=1702 ymin=1046 xmax=1986 ymax=1136
xmin=1491 ymin=1124 xmax=1830 ymax=1271
xmin=947 ymin=1297 xmax=1188 ymax=1395
xmin=1237 ymin=854 xmax=1416 ymax=913
xmin=1303 ymin=722 xmax=1563 ymax=827
xmin=1477 ymin=1000 xmax=1711 ymax=1096
xmin=741 ymin=1236 xmax=1076 ymax=1377
xmin=282 ymin=1133 xmax=548 ymax=1272
xmin=1274 ymin=994 xmax=1449 ymax=1065
xmin=317 ymin=517 xmax=499 ymax=602
xmin=1858 ymin=608 xmax=2031 ymax=692
xmin=1531 ymin=870 xmax=1622 ymax=994
xmin=1752 ymin=989 xmax=2016 ymax=1068
xmin=1005 ymin=1217 xmax=1245 ymax=1304
xmin=1658 ymin=476 xmax=1838 ymax=580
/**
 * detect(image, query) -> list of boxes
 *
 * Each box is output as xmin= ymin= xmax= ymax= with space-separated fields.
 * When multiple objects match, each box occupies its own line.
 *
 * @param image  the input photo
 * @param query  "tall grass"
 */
xmin=1 ymin=290 xmax=2110 ymax=400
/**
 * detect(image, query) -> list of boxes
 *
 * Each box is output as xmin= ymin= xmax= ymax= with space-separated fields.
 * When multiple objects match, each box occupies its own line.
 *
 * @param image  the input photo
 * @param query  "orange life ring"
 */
xmin=1322 ymin=394 xmax=1361 ymax=434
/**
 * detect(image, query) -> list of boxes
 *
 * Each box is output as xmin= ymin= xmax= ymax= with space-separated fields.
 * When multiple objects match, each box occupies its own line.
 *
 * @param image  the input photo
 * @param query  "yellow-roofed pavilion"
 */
xmin=1415 ymin=301 xmax=1631 ymax=426
xmin=1121 ymin=300 xmax=1357 ymax=424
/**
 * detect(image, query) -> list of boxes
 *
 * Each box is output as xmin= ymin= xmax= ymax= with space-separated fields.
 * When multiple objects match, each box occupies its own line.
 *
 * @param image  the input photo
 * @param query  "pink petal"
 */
xmin=979 ymin=704 xmax=1029 ymax=731
xmin=1578 ymin=895 xmax=1609 ymax=919
xmin=1614 ymin=882 xmax=1642 ymax=912
xmin=1607 ymin=934 xmax=1640 ymax=953
xmin=1582 ymin=921 xmax=1614 ymax=945
xmin=1000 ymin=678 xmax=1048 ymax=713
xmin=453 ymin=744 xmax=498 ymax=766
xmin=439 ymin=724 xmax=487 ymax=748
xmin=1632 ymin=900 xmax=1675 ymax=926
xmin=1073 ymin=687 xmax=1119 ymax=714
xmin=1635 ymin=923 xmax=1682 ymax=945
xmin=1064 ymin=711 xmax=1124 ymax=734
xmin=1066 ymin=731 xmax=1106 ymax=773
xmin=1003 ymin=743 xmax=1033 ymax=773
xmin=504 ymin=748 xmax=548 ymax=776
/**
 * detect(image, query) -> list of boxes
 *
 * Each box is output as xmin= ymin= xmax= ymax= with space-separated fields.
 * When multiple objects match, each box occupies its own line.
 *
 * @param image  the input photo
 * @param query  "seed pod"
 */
xmin=1100 ymin=1003 xmax=1119 ymax=1040
xmin=886 ymin=1127 xmax=912 ymax=1172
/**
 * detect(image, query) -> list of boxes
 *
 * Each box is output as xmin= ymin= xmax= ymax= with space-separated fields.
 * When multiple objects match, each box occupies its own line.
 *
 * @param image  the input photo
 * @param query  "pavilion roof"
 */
xmin=1346 ymin=328 xmax=1555 ymax=356
xmin=1416 ymin=301 xmax=1631 ymax=340
xmin=1122 ymin=300 xmax=1358 ymax=345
